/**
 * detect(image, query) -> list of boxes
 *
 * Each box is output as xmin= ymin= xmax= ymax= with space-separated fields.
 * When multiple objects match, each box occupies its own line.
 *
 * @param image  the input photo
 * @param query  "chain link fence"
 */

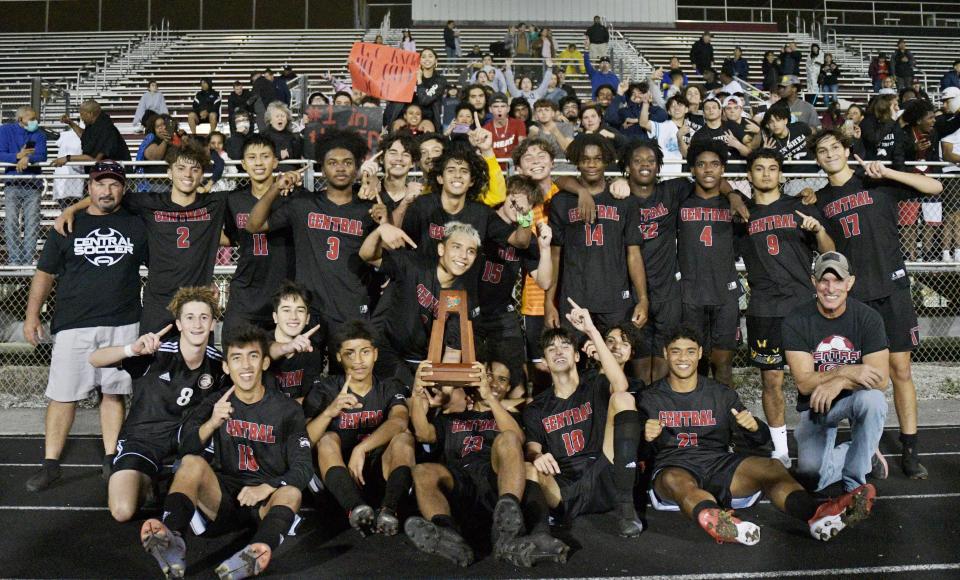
xmin=2 ymin=166 xmax=960 ymax=407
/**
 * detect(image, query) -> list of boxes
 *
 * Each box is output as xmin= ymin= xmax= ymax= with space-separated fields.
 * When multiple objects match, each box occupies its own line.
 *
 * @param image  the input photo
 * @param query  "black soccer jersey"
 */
xmin=182 ymin=386 xmax=314 ymax=490
xmin=814 ymin=175 xmax=913 ymax=301
xmin=123 ymin=189 xmax=228 ymax=307
xmin=223 ymin=188 xmax=296 ymax=323
xmin=375 ymin=249 xmax=480 ymax=361
xmin=479 ymin=216 xmax=541 ymax=316
xmin=690 ymin=121 xmax=746 ymax=160
xmin=522 ymin=369 xmax=611 ymax=474
xmin=678 ymin=194 xmax=739 ymax=306
xmin=549 ymin=189 xmax=642 ymax=313
xmin=119 ymin=339 xmax=226 ymax=442
xmin=638 ymin=376 xmax=770 ymax=464
xmin=302 ymin=376 xmax=407 ymax=455
xmin=36 ymin=209 xmax=148 ymax=333
xmin=767 ymin=122 xmax=812 ymax=174
xmin=635 ymin=179 xmax=693 ymax=303
xmin=268 ymin=188 xmax=377 ymax=323
xmin=434 ymin=409 xmax=501 ymax=469
xmin=736 ymin=196 xmax=822 ymax=317
xmin=401 ymin=194 xmax=515 ymax=259
xmin=782 ymin=298 xmax=888 ymax=412
xmin=270 ymin=348 xmax=326 ymax=400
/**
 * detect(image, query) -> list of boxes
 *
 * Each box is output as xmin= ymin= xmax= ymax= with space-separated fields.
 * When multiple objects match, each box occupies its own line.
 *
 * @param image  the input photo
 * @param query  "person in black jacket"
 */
xmin=689 ymin=32 xmax=714 ymax=74
xmin=253 ymin=68 xmax=279 ymax=132
xmin=860 ymin=93 xmax=906 ymax=170
xmin=227 ymin=80 xmax=254 ymax=134
xmin=139 ymin=326 xmax=312 ymax=580
xmin=779 ymin=42 xmax=801 ymax=77
xmin=893 ymin=39 xmax=916 ymax=90
xmin=761 ymin=51 xmax=781 ymax=93
xmin=187 ymin=78 xmax=221 ymax=135
xmin=53 ymin=100 xmax=131 ymax=166
xmin=818 ymin=54 xmax=842 ymax=106
xmin=641 ymin=325 xmax=877 ymax=545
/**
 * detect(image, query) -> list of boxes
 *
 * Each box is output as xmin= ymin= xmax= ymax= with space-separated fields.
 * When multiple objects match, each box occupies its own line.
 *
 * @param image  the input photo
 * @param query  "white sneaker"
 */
xmin=943 ymin=250 xmax=953 ymax=262
xmin=954 ymin=249 xmax=960 ymax=262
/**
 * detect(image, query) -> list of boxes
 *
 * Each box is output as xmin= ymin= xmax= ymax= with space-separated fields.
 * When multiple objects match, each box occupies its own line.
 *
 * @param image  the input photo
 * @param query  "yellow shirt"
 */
xmin=520 ymin=183 xmax=559 ymax=316
xmin=479 ymin=154 xmax=506 ymax=207
xmin=557 ymin=48 xmax=586 ymax=76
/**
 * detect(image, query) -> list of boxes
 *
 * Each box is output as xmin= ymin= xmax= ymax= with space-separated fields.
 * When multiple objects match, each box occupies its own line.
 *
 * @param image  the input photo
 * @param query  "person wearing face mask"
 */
xmin=0 ymin=106 xmax=48 ymax=264
xmin=226 ymin=80 xmax=254 ymax=135
xmin=263 ymin=101 xmax=303 ymax=161
xmin=133 ymin=80 xmax=168 ymax=128
xmin=225 ymin=111 xmax=252 ymax=161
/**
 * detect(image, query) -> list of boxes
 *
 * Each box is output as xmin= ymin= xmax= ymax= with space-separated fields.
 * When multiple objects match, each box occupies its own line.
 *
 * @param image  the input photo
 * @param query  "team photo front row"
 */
xmin=22 ymin=126 xmax=934 ymax=578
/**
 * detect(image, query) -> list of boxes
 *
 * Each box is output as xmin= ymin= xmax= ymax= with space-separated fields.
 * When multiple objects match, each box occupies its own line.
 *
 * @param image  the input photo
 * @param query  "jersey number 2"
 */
xmin=176 ymin=227 xmax=190 ymax=249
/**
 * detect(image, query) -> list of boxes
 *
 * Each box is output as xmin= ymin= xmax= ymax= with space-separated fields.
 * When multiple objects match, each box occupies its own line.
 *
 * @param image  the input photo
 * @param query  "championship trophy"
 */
xmin=426 ymin=289 xmax=479 ymax=387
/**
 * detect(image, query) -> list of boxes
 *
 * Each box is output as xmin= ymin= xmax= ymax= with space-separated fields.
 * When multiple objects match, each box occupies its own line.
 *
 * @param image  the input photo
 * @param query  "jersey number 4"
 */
xmin=461 ymin=435 xmax=484 ymax=457
xmin=584 ymin=224 xmax=604 ymax=246
xmin=699 ymin=225 xmax=713 ymax=247
xmin=562 ymin=429 xmax=585 ymax=456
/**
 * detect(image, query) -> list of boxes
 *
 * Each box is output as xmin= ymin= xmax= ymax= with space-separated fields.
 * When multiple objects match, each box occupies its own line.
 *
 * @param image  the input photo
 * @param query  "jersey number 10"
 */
xmin=562 ymin=429 xmax=585 ymax=456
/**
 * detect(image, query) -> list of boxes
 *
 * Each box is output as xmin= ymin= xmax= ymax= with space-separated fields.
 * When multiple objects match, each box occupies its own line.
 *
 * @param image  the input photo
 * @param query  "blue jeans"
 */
xmin=795 ymin=389 xmax=886 ymax=492
xmin=821 ymin=84 xmax=838 ymax=105
xmin=445 ymin=46 xmax=457 ymax=61
xmin=3 ymin=182 xmax=41 ymax=265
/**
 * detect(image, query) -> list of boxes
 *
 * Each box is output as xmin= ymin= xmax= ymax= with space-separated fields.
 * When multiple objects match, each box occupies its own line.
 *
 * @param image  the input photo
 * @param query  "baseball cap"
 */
xmin=489 ymin=92 xmax=509 ymax=105
xmin=778 ymin=75 xmax=800 ymax=87
xmin=942 ymin=86 xmax=960 ymax=101
xmin=90 ymin=160 xmax=126 ymax=184
xmin=722 ymin=95 xmax=743 ymax=108
xmin=813 ymin=251 xmax=851 ymax=280
xmin=598 ymin=56 xmax=611 ymax=63
xmin=878 ymin=87 xmax=897 ymax=95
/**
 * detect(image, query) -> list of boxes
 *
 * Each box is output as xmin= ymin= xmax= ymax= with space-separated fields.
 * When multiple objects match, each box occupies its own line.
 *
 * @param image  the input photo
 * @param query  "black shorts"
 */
xmin=654 ymin=453 xmax=749 ymax=508
xmin=357 ymin=446 xmax=388 ymax=505
xmin=476 ymin=311 xmax=526 ymax=388
xmin=201 ymin=473 xmax=266 ymax=537
xmin=555 ymin=455 xmax=618 ymax=519
xmin=636 ymin=297 xmax=683 ymax=358
xmin=221 ymin=309 xmax=274 ymax=342
xmin=681 ymin=297 xmax=740 ymax=352
xmin=449 ymin=461 xmax=499 ymax=516
xmin=864 ymin=288 xmax=919 ymax=353
xmin=140 ymin=299 xmax=175 ymax=335
xmin=746 ymin=315 xmax=785 ymax=371
xmin=113 ymin=434 xmax=178 ymax=477
xmin=373 ymin=345 xmax=417 ymax=391
xmin=560 ymin=303 xmax=633 ymax=337
xmin=523 ymin=315 xmax=545 ymax=362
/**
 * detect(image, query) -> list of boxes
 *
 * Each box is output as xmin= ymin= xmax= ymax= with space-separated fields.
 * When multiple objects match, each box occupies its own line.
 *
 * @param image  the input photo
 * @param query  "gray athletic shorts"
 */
xmin=45 ymin=323 xmax=139 ymax=402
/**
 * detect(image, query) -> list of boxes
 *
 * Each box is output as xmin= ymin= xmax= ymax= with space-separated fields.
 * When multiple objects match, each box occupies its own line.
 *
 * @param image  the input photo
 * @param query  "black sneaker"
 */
xmin=901 ymin=447 xmax=929 ymax=480
xmin=103 ymin=454 xmax=116 ymax=481
xmin=375 ymin=507 xmax=400 ymax=536
xmin=404 ymin=516 xmax=474 ymax=567
xmin=496 ymin=532 xmax=570 ymax=567
xmin=26 ymin=462 xmax=61 ymax=492
xmin=491 ymin=496 xmax=525 ymax=547
xmin=870 ymin=450 xmax=889 ymax=480
xmin=348 ymin=504 xmax=376 ymax=536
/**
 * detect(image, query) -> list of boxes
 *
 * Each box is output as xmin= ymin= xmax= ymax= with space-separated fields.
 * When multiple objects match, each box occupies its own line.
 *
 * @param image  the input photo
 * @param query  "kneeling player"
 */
xmin=303 ymin=320 xmax=414 ymax=536
xmin=640 ymin=325 xmax=875 ymax=545
xmin=523 ymin=300 xmax=644 ymax=537
xmin=139 ymin=326 xmax=312 ymax=579
xmin=406 ymin=361 xmax=568 ymax=567
xmin=90 ymin=287 xmax=226 ymax=522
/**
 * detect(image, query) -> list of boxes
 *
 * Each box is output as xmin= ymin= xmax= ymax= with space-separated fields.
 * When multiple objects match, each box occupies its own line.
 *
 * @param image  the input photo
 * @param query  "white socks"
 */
xmin=769 ymin=425 xmax=791 ymax=468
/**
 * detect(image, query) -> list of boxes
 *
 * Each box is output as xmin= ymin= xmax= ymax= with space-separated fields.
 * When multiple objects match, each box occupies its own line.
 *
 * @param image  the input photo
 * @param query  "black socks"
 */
xmin=692 ymin=499 xmax=720 ymax=521
xmin=522 ymin=480 xmax=551 ymax=535
xmin=324 ymin=466 xmax=364 ymax=512
xmin=613 ymin=411 xmax=641 ymax=507
xmin=784 ymin=490 xmax=818 ymax=521
xmin=382 ymin=466 xmax=412 ymax=512
xmin=252 ymin=505 xmax=296 ymax=551
xmin=161 ymin=492 xmax=195 ymax=534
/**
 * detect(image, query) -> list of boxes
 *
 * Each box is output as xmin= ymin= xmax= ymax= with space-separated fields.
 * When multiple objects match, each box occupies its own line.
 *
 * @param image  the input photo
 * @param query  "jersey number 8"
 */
xmin=176 ymin=387 xmax=194 ymax=406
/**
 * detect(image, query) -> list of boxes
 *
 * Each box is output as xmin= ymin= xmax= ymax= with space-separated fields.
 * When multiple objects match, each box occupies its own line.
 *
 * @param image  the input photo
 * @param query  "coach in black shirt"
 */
xmin=52 ymin=100 xmax=131 ymax=167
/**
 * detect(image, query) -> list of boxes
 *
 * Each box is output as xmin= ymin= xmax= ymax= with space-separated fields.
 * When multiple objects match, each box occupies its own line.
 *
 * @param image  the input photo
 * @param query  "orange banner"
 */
xmin=348 ymin=42 xmax=421 ymax=103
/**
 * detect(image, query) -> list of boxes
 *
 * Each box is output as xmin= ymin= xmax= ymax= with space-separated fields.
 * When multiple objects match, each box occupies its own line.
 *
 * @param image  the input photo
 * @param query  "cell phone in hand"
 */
xmin=24 ymin=140 xmax=36 ymax=149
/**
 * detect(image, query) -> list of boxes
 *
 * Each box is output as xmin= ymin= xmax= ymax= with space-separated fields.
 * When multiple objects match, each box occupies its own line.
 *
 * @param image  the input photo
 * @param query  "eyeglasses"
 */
xmin=92 ymin=161 xmax=124 ymax=174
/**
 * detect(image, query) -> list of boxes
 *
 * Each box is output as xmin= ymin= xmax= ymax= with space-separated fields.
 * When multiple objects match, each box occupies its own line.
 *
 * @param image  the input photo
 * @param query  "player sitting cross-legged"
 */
xmin=640 ymin=325 xmax=876 ymax=545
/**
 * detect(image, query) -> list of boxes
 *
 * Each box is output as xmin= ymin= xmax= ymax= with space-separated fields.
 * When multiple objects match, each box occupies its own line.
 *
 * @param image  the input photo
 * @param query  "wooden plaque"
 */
xmin=426 ymin=289 xmax=478 ymax=387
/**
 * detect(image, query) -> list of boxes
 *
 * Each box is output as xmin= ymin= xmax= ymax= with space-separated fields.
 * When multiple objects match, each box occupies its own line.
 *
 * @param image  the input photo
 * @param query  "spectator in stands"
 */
xmin=663 ymin=69 xmax=686 ymax=100
xmin=762 ymin=50 xmax=781 ymax=92
xmin=401 ymin=29 xmax=416 ymax=52
xmin=639 ymin=94 xmax=688 ymax=175
xmin=274 ymin=66 xmax=293 ymax=106
xmin=540 ymin=28 xmax=555 ymax=60
xmin=252 ymin=68 xmax=278 ymax=132
xmin=411 ymin=48 xmax=445 ymax=128
xmin=862 ymin=93 xmax=905 ymax=170
xmin=374 ymin=34 xmax=384 ymax=44
xmin=806 ymin=44 xmax=824 ymax=103
xmin=684 ymin=96 xmax=750 ymax=161
xmin=717 ymin=66 xmax=740 ymax=96
xmin=444 ymin=103 xmax=475 ymax=137
xmin=559 ymin=95 xmax=581 ymax=124
xmin=0 ymin=106 xmax=47 ymax=265
xmin=52 ymin=127 xmax=84 ymax=210
xmin=595 ymin=84 xmax=617 ymax=111
xmin=577 ymin=103 xmax=626 ymax=153
xmin=607 ymin=80 xmax=666 ymax=139
xmin=682 ymin=85 xmax=704 ymax=128
xmin=484 ymin=92 xmax=527 ymax=161
xmin=701 ymin=68 xmax=721 ymax=93
xmin=464 ymin=54 xmax=508 ymax=94
xmin=263 ymin=101 xmax=302 ymax=161
xmin=723 ymin=47 xmax=749 ymax=82
xmin=821 ymin=101 xmax=844 ymax=131
xmin=689 ymin=31 xmax=714 ymax=74
xmin=53 ymin=100 xmax=130 ymax=167
xmin=135 ymin=113 xmax=179 ymax=192
xmin=724 ymin=95 xmax=760 ymax=148
xmin=869 ymin=53 xmax=891 ymax=93
xmin=227 ymin=80 xmax=254 ymax=134
xmin=893 ymin=39 xmax=916 ymax=90
xmin=779 ymin=42 xmax=801 ymax=77
xmin=187 ymin=77 xmax=221 ymax=134
xmin=528 ymin=99 xmax=575 ymax=154
xmin=585 ymin=15 xmax=610 ymax=59
xmin=504 ymin=58 xmax=554 ymax=108
xmin=909 ymin=79 xmax=930 ymax=103
xmin=940 ymin=60 xmax=960 ymax=91
xmin=464 ymin=83 xmax=491 ymax=123
xmin=224 ymin=111 xmax=252 ymax=161
xmin=333 ymin=91 xmax=353 ymax=107
xmin=391 ymin=103 xmax=437 ymax=135
xmin=466 ymin=44 xmax=483 ymax=60
xmin=557 ymin=43 xmax=585 ymax=76
xmin=545 ymin=69 xmax=577 ymax=103
xmin=440 ymin=84 xmax=462 ymax=128
xmin=778 ymin=75 xmax=821 ymax=129
xmin=902 ymin=99 xmax=941 ymax=260
xmin=132 ymin=80 xmax=168 ymax=129
xmin=583 ymin=47 xmax=619 ymax=99
xmin=443 ymin=20 xmax=457 ymax=60
xmin=819 ymin=54 xmax=841 ymax=106
xmin=510 ymin=99 xmax=533 ymax=130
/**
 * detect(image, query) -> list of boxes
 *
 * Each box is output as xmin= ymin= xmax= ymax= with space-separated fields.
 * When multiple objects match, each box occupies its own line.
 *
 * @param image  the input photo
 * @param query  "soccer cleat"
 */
xmin=491 ymin=496 xmax=525 ymax=547
xmin=214 ymin=543 xmax=271 ymax=580
xmin=375 ymin=507 xmax=400 ymax=536
xmin=348 ymin=504 xmax=376 ymax=536
xmin=617 ymin=514 xmax=645 ymax=538
xmin=140 ymin=519 xmax=187 ymax=579
xmin=870 ymin=450 xmax=889 ymax=480
xmin=25 ymin=463 xmax=61 ymax=492
xmin=809 ymin=483 xmax=877 ymax=541
xmin=901 ymin=447 xmax=929 ymax=480
xmin=495 ymin=532 xmax=570 ymax=567
xmin=404 ymin=516 xmax=475 ymax=567
xmin=696 ymin=508 xmax=760 ymax=545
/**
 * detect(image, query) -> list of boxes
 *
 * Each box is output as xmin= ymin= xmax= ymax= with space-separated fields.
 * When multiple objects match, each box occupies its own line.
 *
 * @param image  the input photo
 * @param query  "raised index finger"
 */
xmin=156 ymin=323 xmax=174 ymax=338
xmin=566 ymin=297 xmax=582 ymax=311
xmin=219 ymin=386 xmax=236 ymax=402
xmin=473 ymin=111 xmax=481 ymax=127
xmin=795 ymin=210 xmax=809 ymax=220
xmin=853 ymin=154 xmax=866 ymax=166
xmin=303 ymin=324 xmax=322 ymax=338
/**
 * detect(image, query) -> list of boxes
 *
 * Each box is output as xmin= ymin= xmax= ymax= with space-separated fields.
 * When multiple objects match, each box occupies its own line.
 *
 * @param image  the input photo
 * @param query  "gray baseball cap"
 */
xmin=814 ymin=251 xmax=851 ymax=280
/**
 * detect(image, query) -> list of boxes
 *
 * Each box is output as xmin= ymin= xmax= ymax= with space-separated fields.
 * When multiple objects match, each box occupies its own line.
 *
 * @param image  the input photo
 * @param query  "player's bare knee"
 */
xmin=317 ymin=433 xmax=341 ymax=457
xmin=493 ymin=430 xmax=522 ymax=453
xmin=660 ymin=467 xmax=697 ymax=491
xmin=109 ymin=497 xmax=138 ymax=522
xmin=890 ymin=358 xmax=913 ymax=384
xmin=610 ymin=391 xmax=637 ymax=412
xmin=524 ymin=462 xmax=541 ymax=482
xmin=413 ymin=463 xmax=442 ymax=485
xmin=178 ymin=454 xmax=207 ymax=475
xmin=272 ymin=486 xmax=302 ymax=511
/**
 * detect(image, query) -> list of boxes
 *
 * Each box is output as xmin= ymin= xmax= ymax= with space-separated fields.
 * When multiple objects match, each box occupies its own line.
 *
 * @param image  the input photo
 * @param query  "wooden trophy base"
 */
xmin=426 ymin=363 xmax=479 ymax=388
xmin=427 ymin=290 xmax=477 ymax=387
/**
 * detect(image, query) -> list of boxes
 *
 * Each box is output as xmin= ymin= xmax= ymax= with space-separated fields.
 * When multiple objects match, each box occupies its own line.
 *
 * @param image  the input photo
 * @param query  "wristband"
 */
xmin=517 ymin=210 xmax=534 ymax=229
xmin=123 ymin=343 xmax=135 ymax=358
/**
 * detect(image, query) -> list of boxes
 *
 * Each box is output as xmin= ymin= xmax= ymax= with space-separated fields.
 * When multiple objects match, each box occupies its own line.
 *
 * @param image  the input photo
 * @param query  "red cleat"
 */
xmin=697 ymin=508 xmax=760 ymax=545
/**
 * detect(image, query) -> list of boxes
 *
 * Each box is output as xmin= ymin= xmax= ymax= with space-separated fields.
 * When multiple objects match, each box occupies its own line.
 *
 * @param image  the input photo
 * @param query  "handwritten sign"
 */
xmin=301 ymin=105 xmax=383 ymax=159
xmin=348 ymin=42 xmax=420 ymax=103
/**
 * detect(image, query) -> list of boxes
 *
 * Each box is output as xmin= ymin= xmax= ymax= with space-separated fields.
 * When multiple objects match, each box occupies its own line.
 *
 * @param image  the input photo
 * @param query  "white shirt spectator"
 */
xmin=940 ymin=126 xmax=960 ymax=173
xmin=52 ymin=130 xmax=84 ymax=203
xmin=647 ymin=120 xmax=684 ymax=176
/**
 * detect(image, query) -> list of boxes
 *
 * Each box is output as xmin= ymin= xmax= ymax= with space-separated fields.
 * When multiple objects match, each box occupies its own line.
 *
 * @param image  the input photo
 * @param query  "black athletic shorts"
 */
xmin=523 ymin=315 xmax=545 ymax=362
xmin=636 ymin=297 xmax=683 ymax=358
xmin=372 ymin=345 xmax=417 ymax=391
xmin=113 ymin=434 xmax=178 ymax=477
xmin=654 ymin=453 xmax=749 ymax=508
xmin=139 ymin=299 xmax=175 ymax=335
xmin=746 ymin=315 xmax=785 ymax=371
xmin=201 ymin=473 xmax=266 ymax=537
xmin=864 ymin=287 xmax=919 ymax=353
xmin=450 ymin=461 xmax=499 ymax=516
xmin=221 ymin=309 xmax=274 ymax=342
xmin=681 ymin=296 xmax=740 ymax=352
xmin=476 ymin=310 xmax=526 ymax=388
xmin=555 ymin=455 xmax=618 ymax=519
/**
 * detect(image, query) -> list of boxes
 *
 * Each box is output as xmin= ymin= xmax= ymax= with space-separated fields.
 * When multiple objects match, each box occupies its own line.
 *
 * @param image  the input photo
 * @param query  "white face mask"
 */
xmin=235 ymin=122 xmax=250 ymax=133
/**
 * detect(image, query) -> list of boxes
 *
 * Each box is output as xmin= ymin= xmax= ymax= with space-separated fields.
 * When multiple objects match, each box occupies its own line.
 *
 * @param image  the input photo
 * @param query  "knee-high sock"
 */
xmin=252 ymin=505 xmax=296 ymax=551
